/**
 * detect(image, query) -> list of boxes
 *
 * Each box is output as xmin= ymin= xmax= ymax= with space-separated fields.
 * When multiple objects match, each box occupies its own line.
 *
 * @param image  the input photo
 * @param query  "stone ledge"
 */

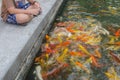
xmin=0 ymin=0 xmax=63 ymax=80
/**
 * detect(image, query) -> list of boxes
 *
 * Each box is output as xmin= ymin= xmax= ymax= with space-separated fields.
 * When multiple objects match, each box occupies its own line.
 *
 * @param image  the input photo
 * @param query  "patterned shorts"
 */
xmin=6 ymin=2 xmax=30 ymax=24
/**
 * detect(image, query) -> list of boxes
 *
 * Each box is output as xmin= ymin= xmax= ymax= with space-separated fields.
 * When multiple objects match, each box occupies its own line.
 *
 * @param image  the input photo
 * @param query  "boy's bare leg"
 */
xmin=16 ymin=4 xmax=41 ymax=24
xmin=16 ymin=13 xmax=32 ymax=24
xmin=16 ymin=6 xmax=34 ymax=24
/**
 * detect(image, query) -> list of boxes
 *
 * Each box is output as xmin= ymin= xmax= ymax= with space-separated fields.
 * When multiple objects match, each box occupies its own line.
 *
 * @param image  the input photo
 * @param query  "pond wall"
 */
xmin=0 ymin=0 xmax=63 ymax=80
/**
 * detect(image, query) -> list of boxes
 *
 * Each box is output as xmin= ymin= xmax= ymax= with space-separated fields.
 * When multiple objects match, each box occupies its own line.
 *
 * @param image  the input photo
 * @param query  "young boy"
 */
xmin=1 ymin=0 xmax=41 ymax=25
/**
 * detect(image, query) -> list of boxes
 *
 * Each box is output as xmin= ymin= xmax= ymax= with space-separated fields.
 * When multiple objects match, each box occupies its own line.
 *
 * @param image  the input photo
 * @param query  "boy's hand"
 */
xmin=29 ymin=9 xmax=40 ymax=16
xmin=33 ymin=2 xmax=42 ymax=13
xmin=33 ymin=2 xmax=42 ymax=12
xmin=34 ymin=2 xmax=40 ymax=8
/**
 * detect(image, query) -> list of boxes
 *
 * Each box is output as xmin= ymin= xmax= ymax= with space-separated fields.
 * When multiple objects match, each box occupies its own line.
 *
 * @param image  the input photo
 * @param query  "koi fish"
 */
xmin=56 ymin=41 xmax=71 ymax=49
xmin=66 ymin=27 xmax=75 ymax=33
xmin=115 ymin=29 xmax=120 ymax=37
xmin=107 ymin=41 xmax=120 ymax=46
xmin=35 ymin=65 xmax=43 ymax=80
xmin=108 ymin=35 xmax=116 ymax=43
xmin=114 ymin=42 xmax=120 ymax=46
xmin=70 ymin=51 xmax=77 ymax=56
xmin=35 ymin=57 xmax=41 ymax=62
xmin=91 ymin=55 xmax=102 ymax=67
xmin=105 ymin=67 xmax=120 ymax=80
xmin=56 ymin=22 xmax=67 ymax=27
xmin=86 ymin=36 xmax=102 ymax=45
xmin=44 ymin=44 xmax=55 ymax=54
xmin=60 ymin=41 xmax=71 ymax=46
xmin=49 ymin=44 xmax=57 ymax=49
xmin=109 ymin=51 xmax=120 ymax=64
xmin=42 ymin=63 xmax=68 ymax=79
xmin=57 ymin=48 xmax=68 ymax=62
xmin=108 ymin=6 xmax=118 ymax=15
xmin=57 ymin=36 xmax=63 ymax=43
xmin=105 ymin=72 xmax=114 ymax=79
xmin=84 ymin=57 xmax=92 ymax=65
xmin=76 ymin=33 xmax=91 ymax=42
xmin=70 ymin=51 xmax=86 ymax=57
xmin=78 ymin=44 xmax=90 ymax=55
xmin=76 ymin=34 xmax=87 ymax=41
xmin=45 ymin=34 xmax=50 ymax=41
xmin=94 ymin=49 xmax=102 ymax=58
xmin=45 ymin=47 xmax=53 ymax=53
xmin=75 ymin=61 xmax=90 ymax=73
xmin=107 ymin=25 xmax=116 ymax=33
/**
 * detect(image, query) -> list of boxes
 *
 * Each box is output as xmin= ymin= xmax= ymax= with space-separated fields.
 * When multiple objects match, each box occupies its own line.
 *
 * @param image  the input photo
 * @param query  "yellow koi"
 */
xmin=105 ymin=67 xmax=120 ymax=80
xmin=78 ymin=44 xmax=90 ymax=55
xmin=57 ymin=48 xmax=68 ymax=62
xmin=94 ymin=48 xmax=102 ymax=58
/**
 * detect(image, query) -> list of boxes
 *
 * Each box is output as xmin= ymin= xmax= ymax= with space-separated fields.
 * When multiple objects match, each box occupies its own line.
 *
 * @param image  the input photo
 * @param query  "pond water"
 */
xmin=26 ymin=0 xmax=120 ymax=80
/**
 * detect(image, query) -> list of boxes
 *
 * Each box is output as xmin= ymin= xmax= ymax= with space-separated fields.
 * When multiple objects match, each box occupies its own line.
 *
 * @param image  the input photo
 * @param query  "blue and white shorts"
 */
xmin=6 ymin=2 xmax=30 ymax=24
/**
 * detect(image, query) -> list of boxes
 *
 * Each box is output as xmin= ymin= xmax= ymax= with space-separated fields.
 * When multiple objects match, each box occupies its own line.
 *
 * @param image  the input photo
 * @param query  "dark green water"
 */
xmin=26 ymin=0 xmax=120 ymax=80
xmin=60 ymin=0 xmax=120 ymax=27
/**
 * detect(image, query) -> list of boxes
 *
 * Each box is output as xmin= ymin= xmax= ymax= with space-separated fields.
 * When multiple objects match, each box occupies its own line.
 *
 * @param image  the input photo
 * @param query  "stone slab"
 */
xmin=0 ymin=0 xmax=63 ymax=80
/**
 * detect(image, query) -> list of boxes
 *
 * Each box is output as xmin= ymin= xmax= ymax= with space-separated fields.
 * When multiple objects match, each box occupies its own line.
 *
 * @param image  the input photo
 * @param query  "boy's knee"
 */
xmin=16 ymin=14 xmax=33 ymax=24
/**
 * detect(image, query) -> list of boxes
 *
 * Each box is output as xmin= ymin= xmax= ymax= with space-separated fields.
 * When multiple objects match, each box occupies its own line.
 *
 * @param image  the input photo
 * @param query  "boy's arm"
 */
xmin=8 ymin=7 xmax=31 ymax=14
xmin=7 ymin=7 xmax=39 ymax=15
xmin=5 ymin=0 xmax=40 ymax=15
xmin=27 ymin=0 xmax=36 ymax=4
xmin=5 ymin=0 xmax=32 ymax=15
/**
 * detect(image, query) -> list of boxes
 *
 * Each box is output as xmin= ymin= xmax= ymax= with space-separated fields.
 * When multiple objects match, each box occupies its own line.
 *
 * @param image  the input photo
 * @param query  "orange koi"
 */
xmin=70 ymin=51 xmax=76 ymax=56
xmin=66 ymin=28 xmax=75 ymax=33
xmin=70 ymin=51 xmax=86 ymax=57
xmin=76 ymin=34 xmax=84 ymax=39
xmin=114 ymin=42 xmax=120 ymax=45
xmin=63 ymin=63 xmax=69 ymax=67
xmin=45 ymin=34 xmax=50 ymax=40
xmin=81 ymin=37 xmax=89 ymax=42
xmin=61 ymin=41 xmax=71 ymax=46
xmin=91 ymin=55 xmax=102 ymax=67
xmin=94 ymin=49 xmax=102 ymax=58
xmin=76 ymin=34 xmax=88 ymax=42
xmin=35 ymin=57 xmax=41 ymax=62
xmin=56 ymin=22 xmax=67 ymax=27
xmin=76 ymin=36 xmax=83 ymax=40
xmin=75 ymin=62 xmax=90 ymax=73
xmin=109 ymin=51 xmax=120 ymax=64
xmin=45 ymin=47 xmax=53 ymax=53
xmin=115 ymin=29 xmax=120 ymax=37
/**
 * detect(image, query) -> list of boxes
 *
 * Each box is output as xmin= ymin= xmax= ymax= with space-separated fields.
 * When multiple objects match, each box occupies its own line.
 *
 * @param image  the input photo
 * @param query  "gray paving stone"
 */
xmin=0 ymin=0 xmax=63 ymax=80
